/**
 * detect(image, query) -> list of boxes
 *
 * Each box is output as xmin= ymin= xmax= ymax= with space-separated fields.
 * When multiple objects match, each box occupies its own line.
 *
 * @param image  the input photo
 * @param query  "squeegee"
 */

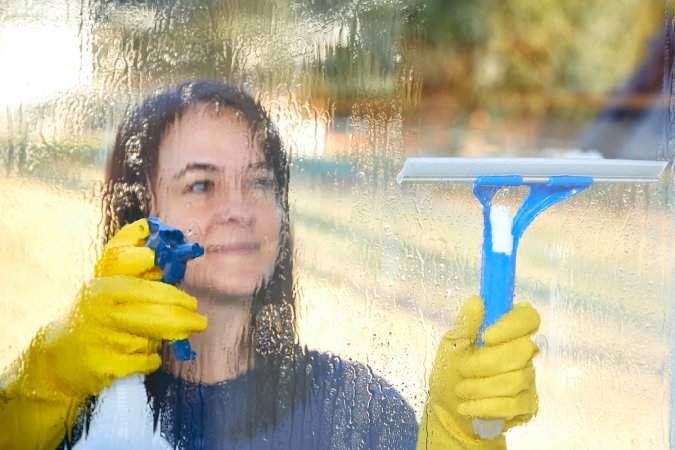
xmin=397 ymin=157 xmax=668 ymax=439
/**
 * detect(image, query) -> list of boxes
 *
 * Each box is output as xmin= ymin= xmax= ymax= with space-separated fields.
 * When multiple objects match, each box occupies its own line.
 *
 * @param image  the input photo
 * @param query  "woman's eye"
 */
xmin=247 ymin=176 xmax=276 ymax=191
xmin=244 ymin=176 xmax=277 ymax=201
xmin=184 ymin=180 xmax=214 ymax=194
xmin=258 ymin=177 xmax=277 ymax=190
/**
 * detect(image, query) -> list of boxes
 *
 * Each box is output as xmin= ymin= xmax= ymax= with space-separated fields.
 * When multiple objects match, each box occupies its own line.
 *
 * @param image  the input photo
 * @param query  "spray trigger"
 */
xmin=145 ymin=217 xmax=204 ymax=360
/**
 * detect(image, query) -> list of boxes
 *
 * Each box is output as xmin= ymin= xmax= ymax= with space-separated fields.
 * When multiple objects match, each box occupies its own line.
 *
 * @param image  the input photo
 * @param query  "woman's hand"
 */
xmin=417 ymin=295 xmax=540 ymax=450
xmin=0 ymin=219 xmax=207 ymax=450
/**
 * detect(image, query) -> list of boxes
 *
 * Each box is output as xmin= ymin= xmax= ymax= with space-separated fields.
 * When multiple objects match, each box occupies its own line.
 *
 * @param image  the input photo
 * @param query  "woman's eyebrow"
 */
xmin=172 ymin=163 xmax=218 ymax=180
xmin=247 ymin=161 xmax=271 ymax=171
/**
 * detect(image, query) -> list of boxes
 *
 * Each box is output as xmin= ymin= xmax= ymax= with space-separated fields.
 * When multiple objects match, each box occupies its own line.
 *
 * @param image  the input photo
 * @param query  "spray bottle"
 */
xmin=76 ymin=217 xmax=203 ymax=449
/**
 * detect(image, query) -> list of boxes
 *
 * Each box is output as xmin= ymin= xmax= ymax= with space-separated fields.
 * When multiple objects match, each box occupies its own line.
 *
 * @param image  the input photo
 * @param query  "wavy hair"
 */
xmin=102 ymin=79 xmax=299 ymax=434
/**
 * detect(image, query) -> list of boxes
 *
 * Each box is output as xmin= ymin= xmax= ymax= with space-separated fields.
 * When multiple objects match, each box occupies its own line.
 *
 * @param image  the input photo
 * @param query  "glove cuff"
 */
xmin=418 ymin=402 xmax=506 ymax=450
xmin=7 ymin=323 xmax=88 ymax=403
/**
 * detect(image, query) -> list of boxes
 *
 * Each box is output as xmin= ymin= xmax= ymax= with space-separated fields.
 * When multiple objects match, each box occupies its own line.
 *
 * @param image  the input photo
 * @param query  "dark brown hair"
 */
xmin=102 ymin=79 xmax=299 ymax=433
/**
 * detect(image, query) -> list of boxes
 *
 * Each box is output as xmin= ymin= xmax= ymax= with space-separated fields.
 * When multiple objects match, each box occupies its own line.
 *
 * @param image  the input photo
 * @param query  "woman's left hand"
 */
xmin=417 ymin=295 xmax=541 ymax=450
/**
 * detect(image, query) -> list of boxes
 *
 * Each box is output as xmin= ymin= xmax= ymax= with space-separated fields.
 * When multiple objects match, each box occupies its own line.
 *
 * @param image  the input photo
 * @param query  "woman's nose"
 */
xmin=213 ymin=189 xmax=255 ymax=226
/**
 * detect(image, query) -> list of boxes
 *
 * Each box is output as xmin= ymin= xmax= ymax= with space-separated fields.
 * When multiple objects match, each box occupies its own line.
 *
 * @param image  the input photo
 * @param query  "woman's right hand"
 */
xmin=0 ymin=219 xmax=207 ymax=450
xmin=47 ymin=218 xmax=208 ymax=397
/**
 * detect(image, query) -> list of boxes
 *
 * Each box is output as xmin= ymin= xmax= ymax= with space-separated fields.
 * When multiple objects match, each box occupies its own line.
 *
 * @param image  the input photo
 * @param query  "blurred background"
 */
xmin=0 ymin=0 xmax=673 ymax=448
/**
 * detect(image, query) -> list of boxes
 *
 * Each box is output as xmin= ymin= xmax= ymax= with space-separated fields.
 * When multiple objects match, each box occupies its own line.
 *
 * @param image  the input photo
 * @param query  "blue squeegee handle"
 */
xmin=471 ymin=175 xmax=592 ymax=439
xmin=473 ymin=176 xmax=523 ymax=338
xmin=145 ymin=217 xmax=205 ymax=361
xmin=473 ymin=175 xmax=593 ymax=337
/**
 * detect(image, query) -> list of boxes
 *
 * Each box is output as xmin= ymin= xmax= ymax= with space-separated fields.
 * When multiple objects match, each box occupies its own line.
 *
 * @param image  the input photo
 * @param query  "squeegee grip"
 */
xmin=479 ymin=247 xmax=516 ymax=338
xmin=471 ymin=176 xmax=593 ymax=439
xmin=473 ymin=243 xmax=513 ymax=439
xmin=470 ymin=179 xmax=519 ymax=439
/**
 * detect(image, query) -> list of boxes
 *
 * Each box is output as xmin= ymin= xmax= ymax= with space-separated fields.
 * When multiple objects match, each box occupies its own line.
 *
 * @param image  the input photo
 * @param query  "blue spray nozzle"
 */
xmin=145 ymin=217 xmax=204 ymax=360
xmin=146 ymin=217 xmax=204 ymax=285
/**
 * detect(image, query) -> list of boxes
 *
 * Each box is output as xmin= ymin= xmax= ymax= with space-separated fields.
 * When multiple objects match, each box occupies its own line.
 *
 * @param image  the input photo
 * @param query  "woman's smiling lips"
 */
xmin=206 ymin=243 xmax=260 ymax=256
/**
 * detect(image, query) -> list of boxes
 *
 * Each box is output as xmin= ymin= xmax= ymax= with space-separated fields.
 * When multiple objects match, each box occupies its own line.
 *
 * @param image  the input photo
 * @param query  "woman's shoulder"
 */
xmin=301 ymin=349 xmax=404 ymax=397
xmin=297 ymin=349 xmax=418 ymax=449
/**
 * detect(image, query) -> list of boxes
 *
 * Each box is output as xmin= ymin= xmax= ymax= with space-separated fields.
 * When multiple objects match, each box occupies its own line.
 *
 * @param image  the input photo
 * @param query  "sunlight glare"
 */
xmin=0 ymin=25 xmax=84 ymax=107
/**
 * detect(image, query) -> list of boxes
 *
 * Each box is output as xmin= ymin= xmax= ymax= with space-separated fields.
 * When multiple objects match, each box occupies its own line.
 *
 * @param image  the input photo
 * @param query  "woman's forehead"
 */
xmin=158 ymin=104 xmax=267 ymax=171
xmin=164 ymin=104 xmax=253 ymax=142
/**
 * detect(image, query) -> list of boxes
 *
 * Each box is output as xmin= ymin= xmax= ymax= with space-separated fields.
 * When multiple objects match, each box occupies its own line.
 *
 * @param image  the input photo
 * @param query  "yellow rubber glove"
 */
xmin=417 ymin=295 xmax=540 ymax=450
xmin=0 ymin=219 xmax=207 ymax=450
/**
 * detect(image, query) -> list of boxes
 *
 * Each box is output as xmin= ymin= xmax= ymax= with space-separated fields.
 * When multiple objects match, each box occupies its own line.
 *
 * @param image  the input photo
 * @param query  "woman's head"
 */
xmin=151 ymin=103 xmax=283 ymax=297
xmin=104 ymin=80 xmax=292 ymax=303
xmin=106 ymin=80 xmax=299 ymax=432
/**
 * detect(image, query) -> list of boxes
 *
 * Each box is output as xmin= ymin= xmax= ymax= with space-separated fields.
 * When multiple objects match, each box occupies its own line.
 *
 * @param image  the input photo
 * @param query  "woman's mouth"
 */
xmin=206 ymin=243 xmax=260 ymax=256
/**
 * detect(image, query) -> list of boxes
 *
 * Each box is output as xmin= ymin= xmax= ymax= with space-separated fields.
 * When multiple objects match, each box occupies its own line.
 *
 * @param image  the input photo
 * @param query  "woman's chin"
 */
xmin=182 ymin=274 xmax=265 ymax=299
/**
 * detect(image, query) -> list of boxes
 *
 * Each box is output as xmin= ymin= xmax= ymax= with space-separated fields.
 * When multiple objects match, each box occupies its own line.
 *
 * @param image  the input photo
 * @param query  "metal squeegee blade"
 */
xmin=396 ymin=157 xmax=668 ymax=184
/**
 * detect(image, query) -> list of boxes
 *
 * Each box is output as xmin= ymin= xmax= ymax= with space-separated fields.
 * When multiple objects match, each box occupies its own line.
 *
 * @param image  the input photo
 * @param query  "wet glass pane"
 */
xmin=0 ymin=1 xmax=673 ymax=449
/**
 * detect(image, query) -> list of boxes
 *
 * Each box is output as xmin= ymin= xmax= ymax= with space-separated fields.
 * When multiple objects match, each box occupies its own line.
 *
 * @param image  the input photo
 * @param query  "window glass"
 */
xmin=0 ymin=1 xmax=671 ymax=448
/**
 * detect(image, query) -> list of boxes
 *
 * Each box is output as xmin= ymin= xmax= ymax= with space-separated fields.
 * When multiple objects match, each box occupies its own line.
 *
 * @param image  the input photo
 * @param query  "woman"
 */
xmin=102 ymin=79 xmax=420 ymax=448
xmin=1 ymin=80 xmax=540 ymax=450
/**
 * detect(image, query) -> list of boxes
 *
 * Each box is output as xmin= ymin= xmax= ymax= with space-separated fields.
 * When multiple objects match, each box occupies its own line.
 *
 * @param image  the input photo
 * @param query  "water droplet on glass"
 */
xmin=184 ymin=222 xmax=201 ymax=244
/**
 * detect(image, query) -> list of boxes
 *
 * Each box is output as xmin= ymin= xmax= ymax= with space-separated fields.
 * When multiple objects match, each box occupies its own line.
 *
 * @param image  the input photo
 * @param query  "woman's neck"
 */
xmin=167 ymin=288 xmax=255 ymax=384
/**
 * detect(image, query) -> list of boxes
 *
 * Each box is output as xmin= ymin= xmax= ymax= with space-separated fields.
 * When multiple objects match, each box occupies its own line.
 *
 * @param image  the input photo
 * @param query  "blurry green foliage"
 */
xmin=416 ymin=0 xmax=664 ymax=104
xmin=421 ymin=0 xmax=491 ymax=47
xmin=1 ymin=0 xmax=661 ymax=162
xmin=87 ymin=0 xmax=664 ymax=107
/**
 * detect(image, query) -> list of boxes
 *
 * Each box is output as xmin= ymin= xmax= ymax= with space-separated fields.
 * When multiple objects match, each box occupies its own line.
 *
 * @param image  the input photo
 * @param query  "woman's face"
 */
xmin=151 ymin=104 xmax=282 ymax=298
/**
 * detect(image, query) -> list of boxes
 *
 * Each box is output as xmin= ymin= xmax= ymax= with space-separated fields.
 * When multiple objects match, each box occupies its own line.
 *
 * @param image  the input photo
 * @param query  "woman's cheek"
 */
xmin=261 ymin=237 xmax=280 ymax=282
xmin=183 ymin=258 xmax=206 ymax=288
